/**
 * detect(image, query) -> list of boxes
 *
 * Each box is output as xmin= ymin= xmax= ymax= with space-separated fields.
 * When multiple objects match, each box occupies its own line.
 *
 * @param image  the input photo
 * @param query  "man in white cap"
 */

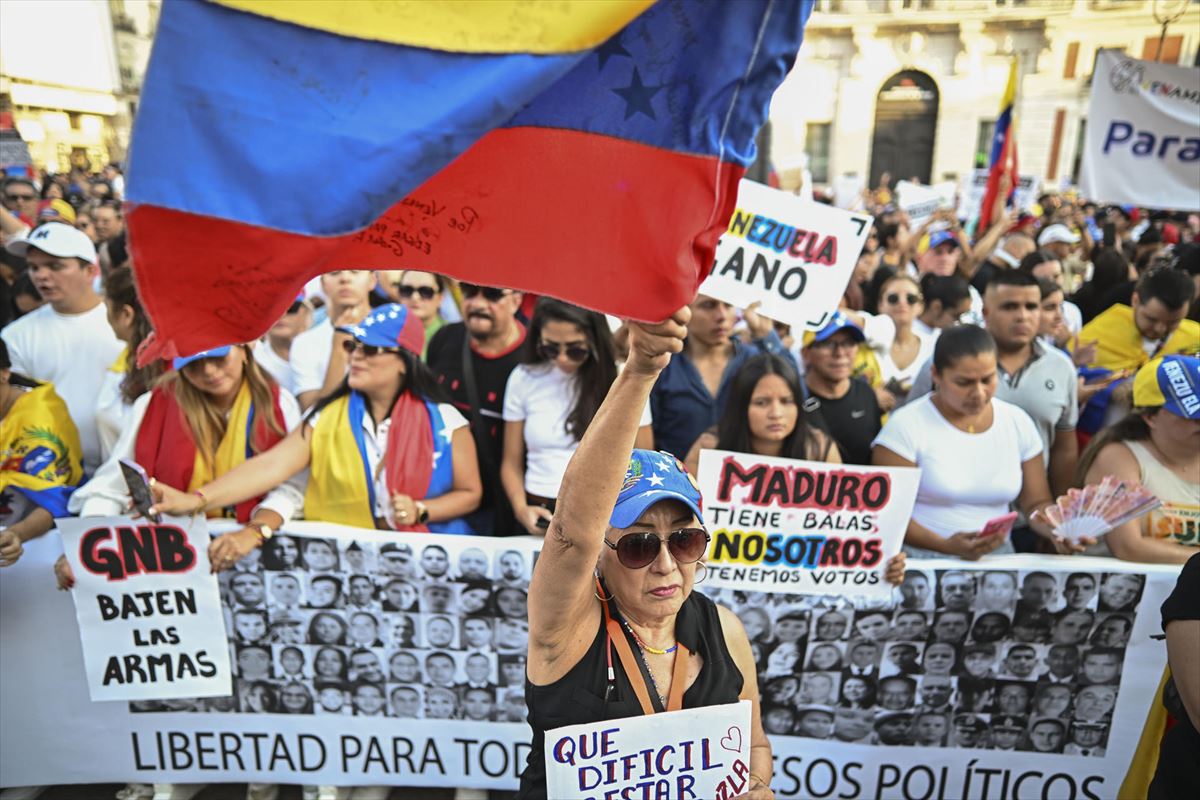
xmin=1037 ymin=223 xmax=1081 ymax=263
xmin=2 ymin=223 xmax=122 ymax=472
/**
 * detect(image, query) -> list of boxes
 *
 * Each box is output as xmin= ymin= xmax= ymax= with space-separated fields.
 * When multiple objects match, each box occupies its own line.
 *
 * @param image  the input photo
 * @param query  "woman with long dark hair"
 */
xmin=684 ymin=353 xmax=838 ymax=473
xmin=500 ymin=298 xmax=652 ymax=533
xmin=148 ymin=304 xmax=482 ymax=544
xmin=1071 ymin=248 xmax=1134 ymax=324
xmin=95 ymin=266 xmax=162 ymax=459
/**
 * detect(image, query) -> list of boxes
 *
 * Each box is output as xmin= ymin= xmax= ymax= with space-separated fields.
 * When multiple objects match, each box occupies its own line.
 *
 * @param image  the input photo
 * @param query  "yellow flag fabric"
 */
xmin=1074 ymin=304 xmax=1200 ymax=373
xmin=305 ymin=395 xmax=374 ymax=529
xmin=0 ymin=382 xmax=83 ymax=516
xmin=108 ymin=346 xmax=130 ymax=375
xmin=1118 ymin=666 xmax=1170 ymax=799
xmin=187 ymin=380 xmax=253 ymax=518
xmin=213 ymin=0 xmax=655 ymax=53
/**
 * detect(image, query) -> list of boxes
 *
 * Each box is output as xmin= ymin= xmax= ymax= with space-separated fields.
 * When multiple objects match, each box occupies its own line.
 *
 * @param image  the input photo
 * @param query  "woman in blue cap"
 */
xmin=1076 ymin=354 xmax=1200 ymax=564
xmin=520 ymin=307 xmax=774 ymax=799
xmin=148 ymin=304 xmax=482 ymax=546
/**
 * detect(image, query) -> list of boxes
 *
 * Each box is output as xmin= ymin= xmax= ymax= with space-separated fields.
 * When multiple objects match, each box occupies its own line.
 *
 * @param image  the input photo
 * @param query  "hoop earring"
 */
xmin=594 ymin=570 xmax=613 ymax=602
xmin=694 ymin=563 xmax=708 ymax=585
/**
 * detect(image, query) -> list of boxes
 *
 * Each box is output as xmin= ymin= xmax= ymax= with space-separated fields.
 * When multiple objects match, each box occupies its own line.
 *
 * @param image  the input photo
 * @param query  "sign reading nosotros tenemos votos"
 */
xmin=697 ymin=450 xmax=918 ymax=599
xmin=1080 ymin=50 xmax=1200 ymax=210
xmin=58 ymin=515 xmax=232 ymax=701
xmin=699 ymin=179 xmax=872 ymax=332
xmin=545 ymin=701 xmax=752 ymax=800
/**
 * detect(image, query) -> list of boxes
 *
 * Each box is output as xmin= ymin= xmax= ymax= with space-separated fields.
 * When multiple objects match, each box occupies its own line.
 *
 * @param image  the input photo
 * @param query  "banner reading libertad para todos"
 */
xmin=698 ymin=179 xmax=872 ymax=332
xmin=58 ymin=515 xmax=232 ymax=701
xmin=698 ymin=450 xmax=918 ymax=600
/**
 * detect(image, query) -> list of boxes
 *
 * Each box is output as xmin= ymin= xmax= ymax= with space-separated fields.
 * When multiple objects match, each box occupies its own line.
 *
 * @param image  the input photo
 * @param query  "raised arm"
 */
xmin=527 ymin=308 xmax=689 ymax=657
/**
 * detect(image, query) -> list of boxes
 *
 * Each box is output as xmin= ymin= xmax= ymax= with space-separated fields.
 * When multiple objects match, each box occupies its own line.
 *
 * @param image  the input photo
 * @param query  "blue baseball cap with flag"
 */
xmin=338 ymin=303 xmax=424 ymax=355
xmin=1133 ymin=355 xmax=1200 ymax=420
xmin=173 ymin=345 xmax=233 ymax=370
xmin=926 ymin=229 xmax=960 ymax=251
xmin=802 ymin=310 xmax=866 ymax=348
xmin=610 ymin=449 xmax=705 ymax=529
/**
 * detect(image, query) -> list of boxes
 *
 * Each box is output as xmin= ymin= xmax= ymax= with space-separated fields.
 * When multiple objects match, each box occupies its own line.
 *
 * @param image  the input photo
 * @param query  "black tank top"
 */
xmin=518 ymin=591 xmax=744 ymax=799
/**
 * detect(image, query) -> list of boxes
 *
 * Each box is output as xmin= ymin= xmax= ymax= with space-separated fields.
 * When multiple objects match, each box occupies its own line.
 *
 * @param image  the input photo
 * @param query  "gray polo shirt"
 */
xmin=906 ymin=341 xmax=1078 ymax=465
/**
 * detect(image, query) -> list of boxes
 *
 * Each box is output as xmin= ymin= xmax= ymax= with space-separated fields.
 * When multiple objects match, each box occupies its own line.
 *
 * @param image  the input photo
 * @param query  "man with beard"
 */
xmin=427 ymin=283 xmax=527 ymax=534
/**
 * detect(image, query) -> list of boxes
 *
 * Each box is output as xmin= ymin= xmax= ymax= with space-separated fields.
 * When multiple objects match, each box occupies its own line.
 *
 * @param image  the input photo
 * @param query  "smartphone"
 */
xmin=119 ymin=458 xmax=161 ymax=523
xmin=980 ymin=511 xmax=1019 ymax=538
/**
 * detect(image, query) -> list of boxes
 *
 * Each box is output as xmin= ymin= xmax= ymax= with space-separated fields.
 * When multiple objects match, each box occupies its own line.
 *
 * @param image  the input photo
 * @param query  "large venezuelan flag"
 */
xmin=977 ymin=58 xmax=1019 ymax=230
xmin=126 ymin=0 xmax=813 ymax=359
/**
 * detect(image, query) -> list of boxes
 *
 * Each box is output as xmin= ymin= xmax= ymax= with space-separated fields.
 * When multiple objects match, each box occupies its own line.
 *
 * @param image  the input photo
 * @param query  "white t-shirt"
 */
xmin=872 ymin=395 xmax=1043 ymax=539
xmin=2 ymin=302 xmax=123 ymax=473
xmin=289 ymin=319 xmax=335 ymax=397
xmin=94 ymin=356 xmax=131 ymax=462
xmin=305 ymin=401 xmax=468 ymax=520
xmin=863 ymin=314 xmax=936 ymax=390
xmin=69 ymin=387 xmax=305 ymax=521
xmin=254 ymin=341 xmax=294 ymax=394
xmin=503 ymin=364 xmax=653 ymax=498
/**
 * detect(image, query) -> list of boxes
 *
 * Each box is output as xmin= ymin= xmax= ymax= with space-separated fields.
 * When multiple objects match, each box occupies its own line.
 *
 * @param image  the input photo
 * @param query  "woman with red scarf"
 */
xmin=149 ymin=304 xmax=483 ymax=560
xmin=65 ymin=344 xmax=301 ymax=570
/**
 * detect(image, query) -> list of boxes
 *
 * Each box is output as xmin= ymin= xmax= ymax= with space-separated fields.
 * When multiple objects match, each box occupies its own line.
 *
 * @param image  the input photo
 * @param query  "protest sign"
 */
xmin=896 ymin=180 xmax=958 ymax=228
xmin=699 ymin=179 xmax=872 ymax=332
xmin=0 ymin=523 xmax=1178 ymax=795
xmin=544 ymin=701 xmax=752 ymax=800
xmin=1080 ymin=50 xmax=1200 ymax=210
xmin=958 ymin=169 xmax=1040 ymax=224
xmin=832 ymin=175 xmax=865 ymax=211
xmin=58 ymin=515 xmax=232 ymax=701
xmin=697 ymin=450 xmax=918 ymax=599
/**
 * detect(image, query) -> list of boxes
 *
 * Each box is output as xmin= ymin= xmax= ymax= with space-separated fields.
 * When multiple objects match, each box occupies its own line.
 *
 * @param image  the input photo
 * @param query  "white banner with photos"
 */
xmin=0 ymin=523 xmax=1180 ymax=794
xmin=699 ymin=179 xmax=872 ymax=332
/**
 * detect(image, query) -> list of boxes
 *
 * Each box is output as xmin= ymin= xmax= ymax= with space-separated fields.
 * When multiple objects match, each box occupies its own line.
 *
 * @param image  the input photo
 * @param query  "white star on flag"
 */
xmin=647 ymin=474 xmax=665 ymax=487
xmin=657 ymin=460 xmax=673 ymax=472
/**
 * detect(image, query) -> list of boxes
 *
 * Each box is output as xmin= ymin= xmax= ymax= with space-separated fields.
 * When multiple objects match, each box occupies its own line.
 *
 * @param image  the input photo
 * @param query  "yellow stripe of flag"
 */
xmin=211 ymin=0 xmax=656 ymax=54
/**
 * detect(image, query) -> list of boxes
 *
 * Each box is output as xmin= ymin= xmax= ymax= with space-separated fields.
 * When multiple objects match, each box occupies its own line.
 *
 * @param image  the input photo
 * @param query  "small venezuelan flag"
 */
xmin=978 ymin=58 xmax=1020 ymax=229
xmin=126 ymin=0 xmax=813 ymax=359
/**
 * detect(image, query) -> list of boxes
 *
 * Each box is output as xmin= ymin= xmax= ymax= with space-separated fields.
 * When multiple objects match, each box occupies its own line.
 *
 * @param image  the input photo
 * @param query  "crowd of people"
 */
xmin=1 ymin=161 xmax=1198 ymax=800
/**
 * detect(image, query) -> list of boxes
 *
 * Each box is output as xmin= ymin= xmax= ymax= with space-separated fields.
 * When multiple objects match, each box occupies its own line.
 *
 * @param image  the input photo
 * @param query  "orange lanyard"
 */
xmin=600 ymin=579 xmax=689 ymax=715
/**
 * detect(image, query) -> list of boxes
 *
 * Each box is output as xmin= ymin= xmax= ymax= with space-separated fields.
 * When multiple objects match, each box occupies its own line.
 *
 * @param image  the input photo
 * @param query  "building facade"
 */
xmin=769 ymin=0 xmax=1200 ymax=194
xmin=0 ymin=0 xmax=159 ymax=172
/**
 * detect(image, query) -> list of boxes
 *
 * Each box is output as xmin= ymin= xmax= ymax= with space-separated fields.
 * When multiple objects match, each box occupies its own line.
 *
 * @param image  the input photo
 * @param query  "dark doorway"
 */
xmin=869 ymin=70 xmax=939 ymax=187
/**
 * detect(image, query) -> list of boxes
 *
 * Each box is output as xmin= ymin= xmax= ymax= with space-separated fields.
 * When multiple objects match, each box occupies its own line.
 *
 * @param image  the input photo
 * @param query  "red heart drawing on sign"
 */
xmin=720 ymin=726 xmax=742 ymax=754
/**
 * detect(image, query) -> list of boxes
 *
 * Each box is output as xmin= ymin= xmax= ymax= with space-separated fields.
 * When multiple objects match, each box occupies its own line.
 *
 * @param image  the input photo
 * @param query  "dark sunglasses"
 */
xmin=885 ymin=292 xmax=921 ymax=305
xmin=285 ymin=301 xmax=305 ymax=314
xmin=537 ymin=341 xmax=591 ymax=363
xmin=397 ymin=284 xmax=437 ymax=300
xmin=341 ymin=339 xmax=401 ymax=357
xmin=460 ymin=283 xmax=509 ymax=302
xmin=603 ymin=528 xmax=710 ymax=570
xmin=6 ymin=194 xmax=35 ymax=202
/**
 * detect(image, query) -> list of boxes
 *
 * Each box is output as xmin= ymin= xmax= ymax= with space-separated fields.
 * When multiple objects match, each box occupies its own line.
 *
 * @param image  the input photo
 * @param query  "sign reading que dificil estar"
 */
xmin=58 ymin=515 xmax=232 ymax=701
xmin=700 ymin=180 xmax=872 ymax=332
xmin=697 ymin=450 xmax=918 ymax=599
xmin=544 ymin=701 xmax=752 ymax=800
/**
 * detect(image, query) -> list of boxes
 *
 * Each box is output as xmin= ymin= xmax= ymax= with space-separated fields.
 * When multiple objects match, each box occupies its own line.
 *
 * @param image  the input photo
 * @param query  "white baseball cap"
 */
xmin=6 ymin=222 xmax=97 ymax=263
xmin=1038 ymin=223 xmax=1081 ymax=247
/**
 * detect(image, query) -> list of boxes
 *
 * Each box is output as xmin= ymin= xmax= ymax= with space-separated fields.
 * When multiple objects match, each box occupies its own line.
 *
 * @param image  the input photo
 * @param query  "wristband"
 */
xmin=415 ymin=501 xmax=430 ymax=524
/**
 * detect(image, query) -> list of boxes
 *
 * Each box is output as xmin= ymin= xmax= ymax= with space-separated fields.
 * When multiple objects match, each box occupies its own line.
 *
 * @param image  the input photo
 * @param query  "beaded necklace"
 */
xmin=620 ymin=617 xmax=678 ymax=654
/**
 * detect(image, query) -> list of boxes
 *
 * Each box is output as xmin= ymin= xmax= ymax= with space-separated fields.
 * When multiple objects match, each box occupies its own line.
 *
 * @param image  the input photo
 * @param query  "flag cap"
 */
xmin=610 ymin=449 xmax=704 ymax=529
xmin=1133 ymin=355 xmax=1200 ymax=420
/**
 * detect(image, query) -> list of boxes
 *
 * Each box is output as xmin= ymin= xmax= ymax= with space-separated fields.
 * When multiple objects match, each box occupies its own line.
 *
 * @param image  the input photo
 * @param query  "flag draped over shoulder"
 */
xmin=126 ymin=0 xmax=813 ymax=359
xmin=978 ymin=59 xmax=1019 ymax=230
xmin=0 ymin=383 xmax=83 ymax=517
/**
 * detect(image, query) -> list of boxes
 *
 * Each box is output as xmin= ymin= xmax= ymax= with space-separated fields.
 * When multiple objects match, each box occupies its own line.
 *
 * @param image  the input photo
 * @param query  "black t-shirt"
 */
xmin=427 ymin=322 xmax=526 ymax=460
xmin=1149 ymin=552 xmax=1200 ymax=800
xmin=802 ymin=376 xmax=882 ymax=465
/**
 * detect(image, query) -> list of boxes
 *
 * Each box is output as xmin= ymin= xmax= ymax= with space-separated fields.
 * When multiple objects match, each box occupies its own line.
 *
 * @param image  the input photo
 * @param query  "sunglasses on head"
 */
xmin=341 ymin=339 xmax=401 ymax=357
xmin=460 ymin=283 xmax=509 ymax=302
xmin=397 ymin=284 xmax=437 ymax=300
xmin=603 ymin=528 xmax=710 ymax=570
xmin=885 ymin=292 xmax=921 ymax=306
xmin=537 ymin=341 xmax=591 ymax=363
